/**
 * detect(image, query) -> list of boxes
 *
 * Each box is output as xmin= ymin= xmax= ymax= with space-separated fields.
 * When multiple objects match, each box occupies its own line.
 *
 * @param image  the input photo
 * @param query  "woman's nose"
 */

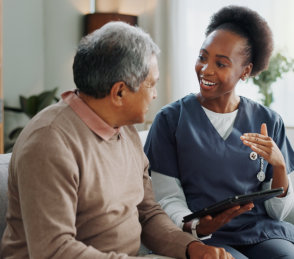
xmin=201 ymin=63 xmax=214 ymax=75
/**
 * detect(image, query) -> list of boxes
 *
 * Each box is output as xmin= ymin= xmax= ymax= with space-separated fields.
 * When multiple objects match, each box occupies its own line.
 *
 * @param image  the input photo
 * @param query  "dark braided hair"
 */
xmin=206 ymin=5 xmax=273 ymax=76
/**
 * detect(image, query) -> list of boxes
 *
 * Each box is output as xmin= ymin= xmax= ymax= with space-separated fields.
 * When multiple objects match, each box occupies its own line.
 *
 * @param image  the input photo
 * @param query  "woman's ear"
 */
xmin=110 ymin=82 xmax=127 ymax=106
xmin=241 ymin=63 xmax=253 ymax=81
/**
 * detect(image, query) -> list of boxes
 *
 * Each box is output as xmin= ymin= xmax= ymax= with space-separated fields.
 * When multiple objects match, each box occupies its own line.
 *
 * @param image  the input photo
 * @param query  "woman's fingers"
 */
xmin=260 ymin=123 xmax=268 ymax=136
xmin=197 ymin=204 xmax=254 ymax=235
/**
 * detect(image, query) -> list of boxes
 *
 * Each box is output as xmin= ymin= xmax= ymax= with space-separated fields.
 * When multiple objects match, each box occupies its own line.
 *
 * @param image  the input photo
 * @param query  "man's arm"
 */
xmin=138 ymin=163 xmax=198 ymax=259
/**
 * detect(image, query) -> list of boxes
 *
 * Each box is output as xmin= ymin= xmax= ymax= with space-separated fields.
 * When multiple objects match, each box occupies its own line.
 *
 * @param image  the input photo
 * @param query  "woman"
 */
xmin=144 ymin=5 xmax=294 ymax=259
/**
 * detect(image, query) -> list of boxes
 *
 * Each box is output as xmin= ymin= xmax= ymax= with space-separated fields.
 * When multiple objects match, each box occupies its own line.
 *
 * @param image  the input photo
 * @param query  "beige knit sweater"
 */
xmin=1 ymin=93 xmax=196 ymax=259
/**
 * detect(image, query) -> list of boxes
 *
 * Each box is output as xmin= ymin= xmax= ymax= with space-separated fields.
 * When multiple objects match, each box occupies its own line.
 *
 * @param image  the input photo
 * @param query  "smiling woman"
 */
xmin=147 ymin=0 xmax=294 ymax=126
xmin=145 ymin=5 xmax=294 ymax=259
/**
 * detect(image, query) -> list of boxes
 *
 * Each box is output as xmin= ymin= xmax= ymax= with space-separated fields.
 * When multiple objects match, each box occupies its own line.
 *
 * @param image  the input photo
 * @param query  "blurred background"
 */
xmin=2 ymin=0 xmax=294 ymax=151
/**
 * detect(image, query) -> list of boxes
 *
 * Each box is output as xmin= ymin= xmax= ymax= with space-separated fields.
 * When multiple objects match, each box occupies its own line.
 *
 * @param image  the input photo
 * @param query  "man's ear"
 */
xmin=110 ymin=82 xmax=128 ymax=106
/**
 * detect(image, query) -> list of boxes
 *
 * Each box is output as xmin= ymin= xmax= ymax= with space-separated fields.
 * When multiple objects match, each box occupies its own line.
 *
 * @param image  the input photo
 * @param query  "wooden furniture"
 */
xmin=0 ymin=0 xmax=3 ymax=153
xmin=84 ymin=12 xmax=137 ymax=35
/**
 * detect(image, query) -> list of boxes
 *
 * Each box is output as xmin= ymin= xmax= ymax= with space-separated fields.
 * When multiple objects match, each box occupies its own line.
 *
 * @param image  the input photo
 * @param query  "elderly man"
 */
xmin=1 ymin=22 xmax=232 ymax=259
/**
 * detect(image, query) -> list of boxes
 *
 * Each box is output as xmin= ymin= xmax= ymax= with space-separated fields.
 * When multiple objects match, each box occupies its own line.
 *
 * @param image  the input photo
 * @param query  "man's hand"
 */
xmin=187 ymin=241 xmax=234 ymax=259
xmin=196 ymin=203 xmax=254 ymax=236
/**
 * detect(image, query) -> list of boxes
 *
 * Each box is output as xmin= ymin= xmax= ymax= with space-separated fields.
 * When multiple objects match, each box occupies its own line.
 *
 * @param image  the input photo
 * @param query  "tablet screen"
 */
xmin=183 ymin=187 xmax=283 ymax=222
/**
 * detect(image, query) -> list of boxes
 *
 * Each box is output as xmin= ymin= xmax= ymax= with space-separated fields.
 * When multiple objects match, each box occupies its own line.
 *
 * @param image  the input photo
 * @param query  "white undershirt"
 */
xmin=151 ymin=106 xmax=294 ymax=233
xmin=201 ymin=106 xmax=238 ymax=140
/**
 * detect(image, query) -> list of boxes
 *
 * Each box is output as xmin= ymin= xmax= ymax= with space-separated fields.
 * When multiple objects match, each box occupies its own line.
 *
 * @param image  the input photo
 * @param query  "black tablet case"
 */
xmin=183 ymin=187 xmax=284 ymax=222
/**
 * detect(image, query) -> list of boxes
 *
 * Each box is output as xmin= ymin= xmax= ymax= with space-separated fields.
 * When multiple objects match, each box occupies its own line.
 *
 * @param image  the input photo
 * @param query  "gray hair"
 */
xmin=73 ymin=21 xmax=160 ymax=98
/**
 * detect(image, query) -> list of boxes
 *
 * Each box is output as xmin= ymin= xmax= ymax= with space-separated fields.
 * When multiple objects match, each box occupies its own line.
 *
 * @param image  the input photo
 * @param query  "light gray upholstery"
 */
xmin=0 ymin=153 xmax=12 ymax=240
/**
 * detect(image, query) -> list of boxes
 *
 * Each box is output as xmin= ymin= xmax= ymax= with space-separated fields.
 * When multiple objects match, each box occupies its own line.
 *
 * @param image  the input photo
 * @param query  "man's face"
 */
xmin=123 ymin=55 xmax=159 ymax=125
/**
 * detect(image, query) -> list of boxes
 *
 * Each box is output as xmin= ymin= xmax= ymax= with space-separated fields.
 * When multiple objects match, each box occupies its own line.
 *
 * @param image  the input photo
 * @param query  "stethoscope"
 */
xmin=250 ymin=151 xmax=266 ymax=182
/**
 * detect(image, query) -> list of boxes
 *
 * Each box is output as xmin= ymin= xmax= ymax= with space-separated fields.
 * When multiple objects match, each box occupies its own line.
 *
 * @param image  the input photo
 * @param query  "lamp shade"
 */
xmin=84 ymin=12 xmax=137 ymax=35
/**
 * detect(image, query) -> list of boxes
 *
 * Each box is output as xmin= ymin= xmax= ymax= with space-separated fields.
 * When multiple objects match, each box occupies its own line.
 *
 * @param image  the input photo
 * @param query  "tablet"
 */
xmin=182 ymin=187 xmax=284 ymax=222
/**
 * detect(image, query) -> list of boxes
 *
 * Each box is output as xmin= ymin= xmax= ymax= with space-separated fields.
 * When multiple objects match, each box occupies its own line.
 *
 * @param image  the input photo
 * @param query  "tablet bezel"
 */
xmin=182 ymin=187 xmax=284 ymax=222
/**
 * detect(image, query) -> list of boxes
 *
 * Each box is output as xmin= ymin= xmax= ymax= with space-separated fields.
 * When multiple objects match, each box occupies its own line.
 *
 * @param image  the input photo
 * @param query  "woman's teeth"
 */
xmin=202 ymin=79 xmax=216 ymax=86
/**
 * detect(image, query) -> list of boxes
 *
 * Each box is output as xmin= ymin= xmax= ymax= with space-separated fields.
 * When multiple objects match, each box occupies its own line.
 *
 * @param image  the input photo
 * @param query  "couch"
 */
xmin=1 ymin=130 xmax=294 ymax=241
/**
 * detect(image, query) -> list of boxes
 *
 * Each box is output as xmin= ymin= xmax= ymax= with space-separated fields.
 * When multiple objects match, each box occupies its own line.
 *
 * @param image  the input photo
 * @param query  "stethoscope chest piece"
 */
xmin=257 ymin=155 xmax=265 ymax=182
xmin=250 ymin=151 xmax=266 ymax=182
xmin=257 ymin=170 xmax=266 ymax=182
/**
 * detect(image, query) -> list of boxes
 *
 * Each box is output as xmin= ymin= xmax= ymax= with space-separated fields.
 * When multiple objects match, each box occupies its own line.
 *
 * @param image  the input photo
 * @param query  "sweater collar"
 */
xmin=61 ymin=90 xmax=120 ymax=141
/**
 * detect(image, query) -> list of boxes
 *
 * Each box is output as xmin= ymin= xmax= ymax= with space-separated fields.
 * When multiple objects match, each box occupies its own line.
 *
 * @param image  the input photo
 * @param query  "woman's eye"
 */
xmin=198 ymin=55 xmax=206 ymax=62
xmin=217 ymin=62 xmax=226 ymax=68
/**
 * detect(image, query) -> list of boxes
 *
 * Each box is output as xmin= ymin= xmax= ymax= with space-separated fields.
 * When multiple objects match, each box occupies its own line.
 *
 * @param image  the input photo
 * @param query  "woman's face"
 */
xmin=195 ymin=29 xmax=252 ymax=103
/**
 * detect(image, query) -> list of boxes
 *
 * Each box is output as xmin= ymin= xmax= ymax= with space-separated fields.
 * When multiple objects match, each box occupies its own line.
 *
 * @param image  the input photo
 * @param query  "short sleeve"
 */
xmin=144 ymin=109 xmax=180 ymax=178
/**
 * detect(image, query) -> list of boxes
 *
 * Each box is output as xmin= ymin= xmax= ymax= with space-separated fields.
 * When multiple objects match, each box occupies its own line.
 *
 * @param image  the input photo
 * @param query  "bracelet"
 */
xmin=191 ymin=219 xmax=200 ymax=239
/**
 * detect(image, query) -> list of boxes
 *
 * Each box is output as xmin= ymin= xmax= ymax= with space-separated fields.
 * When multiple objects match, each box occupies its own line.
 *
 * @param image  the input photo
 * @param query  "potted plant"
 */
xmin=4 ymin=87 xmax=59 ymax=152
xmin=250 ymin=52 xmax=294 ymax=107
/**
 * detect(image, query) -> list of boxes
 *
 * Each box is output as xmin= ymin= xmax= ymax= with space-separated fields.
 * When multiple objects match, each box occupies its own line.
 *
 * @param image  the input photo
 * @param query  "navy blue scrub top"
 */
xmin=144 ymin=94 xmax=294 ymax=245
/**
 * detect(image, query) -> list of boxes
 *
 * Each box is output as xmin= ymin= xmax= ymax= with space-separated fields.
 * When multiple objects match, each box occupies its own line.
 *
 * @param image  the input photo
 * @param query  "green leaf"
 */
xmin=8 ymin=127 xmax=24 ymax=140
xmin=250 ymin=52 xmax=294 ymax=107
xmin=37 ymin=87 xmax=58 ymax=112
xmin=20 ymin=95 xmax=39 ymax=118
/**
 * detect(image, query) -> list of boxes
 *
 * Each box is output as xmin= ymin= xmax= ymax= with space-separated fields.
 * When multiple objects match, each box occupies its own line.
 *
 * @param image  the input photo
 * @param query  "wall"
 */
xmin=3 ymin=0 xmax=90 ymax=149
xmin=3 ymin=0 xmax=45 ymax=149
xmin=3 ymin=0 xmax=44 ymax=105
xmin=43 ymin=0 xmax=89 ymax=94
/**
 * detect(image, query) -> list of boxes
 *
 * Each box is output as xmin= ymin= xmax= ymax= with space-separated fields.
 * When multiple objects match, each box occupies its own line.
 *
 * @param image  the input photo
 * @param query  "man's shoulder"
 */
xmin=13 ymin=101 xmax=81 ymax=150
xmin=27 ymin=101 xmax=82 ymax=133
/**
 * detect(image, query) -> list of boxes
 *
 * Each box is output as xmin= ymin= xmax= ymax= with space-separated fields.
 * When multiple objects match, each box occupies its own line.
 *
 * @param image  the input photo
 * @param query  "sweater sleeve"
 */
xmin=138 ymin=156 xmax=197 ymax=259
xmin=13 ymin=127 xmax=146 ymax=259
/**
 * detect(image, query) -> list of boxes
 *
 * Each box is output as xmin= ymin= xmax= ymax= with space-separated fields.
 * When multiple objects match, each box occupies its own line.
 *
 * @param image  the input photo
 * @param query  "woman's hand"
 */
xmin=184 ymin=203 xmax=254 ymax=236
xmin=240 ymin=123 xmax=286 ymax=169
xmin=196 ymin=203 xmax=254 ymax=236
xmin=187 ymin=241 xmax=234 ymax=259
xmin=240 ymin=123 xmax=288 ymax=196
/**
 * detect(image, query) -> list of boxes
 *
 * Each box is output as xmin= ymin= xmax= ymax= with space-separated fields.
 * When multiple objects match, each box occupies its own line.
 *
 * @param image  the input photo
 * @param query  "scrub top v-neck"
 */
xmin=144 ymin=93 xmax=294 ymax=245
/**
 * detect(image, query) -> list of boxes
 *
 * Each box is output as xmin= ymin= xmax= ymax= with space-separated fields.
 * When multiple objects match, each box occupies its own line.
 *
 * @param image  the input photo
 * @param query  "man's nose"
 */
xmin=152 ymin=87 xmax=157 ymax=99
